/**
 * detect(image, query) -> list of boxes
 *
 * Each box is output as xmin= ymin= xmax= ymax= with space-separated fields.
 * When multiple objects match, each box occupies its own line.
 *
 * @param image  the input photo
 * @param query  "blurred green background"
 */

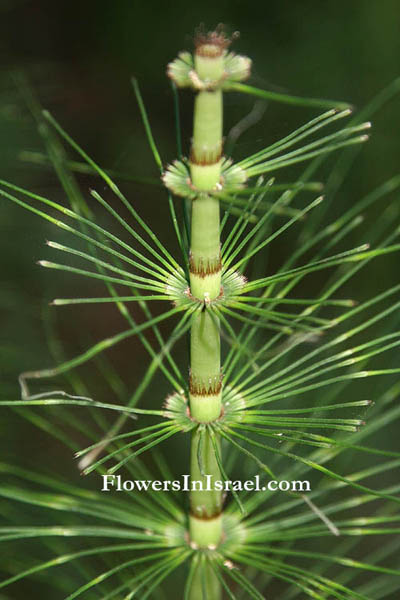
xmin=0 ymin=0 xmax=399 ymax=597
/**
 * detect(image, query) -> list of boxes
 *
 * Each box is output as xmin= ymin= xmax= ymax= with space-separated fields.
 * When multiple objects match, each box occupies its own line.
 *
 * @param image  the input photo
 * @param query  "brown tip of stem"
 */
xmin=194 ymin=25 xmax=232 ymax=57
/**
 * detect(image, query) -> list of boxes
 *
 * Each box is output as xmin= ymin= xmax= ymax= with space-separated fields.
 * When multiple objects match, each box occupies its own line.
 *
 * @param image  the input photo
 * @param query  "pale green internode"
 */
xmin=190 ymin=311 xmax=220 ymax=376
xmin=189 ymin=59 xmax=224 ymax=195
xmin=190 ymin=194 xmax=221 ymax=300
xmin=190 ymin=392 xmax=222 ymax=423
xmin=190 ymin=309 xmax=221 ymax=407
xmin=189 ymin=68 xmax=223 ymax=194
xmin=190 ymin=273 xmax=221 ymax=302
xmin=189 ymin=557 xmax=222 ymax=600
xmin=191 ymin=90 xmax=223 ymax=166
xmin=188 ymin=44 xmax=224 ymax=308
xmin=194 ymin=52 xmax=225 ymax=84
xmin=190 ymin=161 xmax=222 ymax=191
xmin=190 ymin=429 xmax=223 ymax=521
xmin=189 ymin=193 xmax=220 ymax=254
xmin=189 ymin=514 xmax=223 ymax=547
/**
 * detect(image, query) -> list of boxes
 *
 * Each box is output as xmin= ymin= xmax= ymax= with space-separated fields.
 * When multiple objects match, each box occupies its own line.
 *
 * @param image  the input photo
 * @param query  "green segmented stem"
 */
xmin=189 ymin=429 xmax=223 ymax=520
xmin=191 ymin=52 xmax=224 ymax=166
xmin=190 ymin=310 xmax=221 ymax=422
xmin=189 ymin=555 xmax=222 ymax=600
xmin=189 ymin=45 xmax=224 ymax=300
xmin=190 ymin=195 xmax=221 ymax=299
xmin=187 ymin=35 xmax=227 ymax=553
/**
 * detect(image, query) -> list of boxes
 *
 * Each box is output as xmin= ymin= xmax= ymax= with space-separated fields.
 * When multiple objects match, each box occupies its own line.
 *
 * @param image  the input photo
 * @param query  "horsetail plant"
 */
xmin=1 ymin=26 xmax=400 ymax=599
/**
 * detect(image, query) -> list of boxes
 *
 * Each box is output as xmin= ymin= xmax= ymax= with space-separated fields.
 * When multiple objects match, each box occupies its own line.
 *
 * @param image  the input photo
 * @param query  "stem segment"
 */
xmin=165 ymin=26 xmax=251 ymax=596
xmin=188 ymin=32 xmax=227 ymax=550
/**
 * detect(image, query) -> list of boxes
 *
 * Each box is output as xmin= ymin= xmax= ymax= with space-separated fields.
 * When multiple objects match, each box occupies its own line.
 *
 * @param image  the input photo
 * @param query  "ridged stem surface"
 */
xmin=188 ymin=42 xmax=224 ymax=555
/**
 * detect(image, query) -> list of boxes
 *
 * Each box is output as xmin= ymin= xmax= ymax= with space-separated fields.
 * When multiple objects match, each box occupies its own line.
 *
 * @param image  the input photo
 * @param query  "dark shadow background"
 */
xmin=0 ymin=0 xmax=399 ymax=597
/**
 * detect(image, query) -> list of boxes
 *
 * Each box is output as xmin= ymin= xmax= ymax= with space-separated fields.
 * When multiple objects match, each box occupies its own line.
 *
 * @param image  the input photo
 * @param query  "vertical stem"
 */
xmin=190 ymin=310 xmax=221 ymax=422
xmin=190 ymin=555 xmax=221 ymax=600
xmin=190 ymin=195 xmax=221 ymax=299
xmin=190 ymin=427 xmax=223 ymax=521
xmin=189 ymin=40 xmax=225 ymax=301
xmin=165 ymin=29 xmax=251 ymax=596
xmin=188 ymin=33 xmax=227 ymax=555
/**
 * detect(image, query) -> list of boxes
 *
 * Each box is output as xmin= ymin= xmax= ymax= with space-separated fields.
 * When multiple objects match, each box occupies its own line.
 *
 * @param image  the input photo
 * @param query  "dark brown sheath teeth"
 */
xmin=189 ymin=371 xmax=222 ymax=396
xmin=189 ymin=508 xmax=223 ymax=519
xmin=189 ymin=253 xmax=222 ymax=278
xmin=190 ymin=147 xmax=223 ymax=166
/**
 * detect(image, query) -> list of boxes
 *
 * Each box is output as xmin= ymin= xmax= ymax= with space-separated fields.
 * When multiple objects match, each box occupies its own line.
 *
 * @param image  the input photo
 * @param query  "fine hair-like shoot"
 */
xmin=1 ymin=25 xmax=400 ymax=600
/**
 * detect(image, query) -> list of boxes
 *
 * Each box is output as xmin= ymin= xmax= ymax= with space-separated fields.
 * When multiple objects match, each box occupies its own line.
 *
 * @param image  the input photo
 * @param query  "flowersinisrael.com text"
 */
xmin=101 ymin=475 xmax=311 ymax=493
